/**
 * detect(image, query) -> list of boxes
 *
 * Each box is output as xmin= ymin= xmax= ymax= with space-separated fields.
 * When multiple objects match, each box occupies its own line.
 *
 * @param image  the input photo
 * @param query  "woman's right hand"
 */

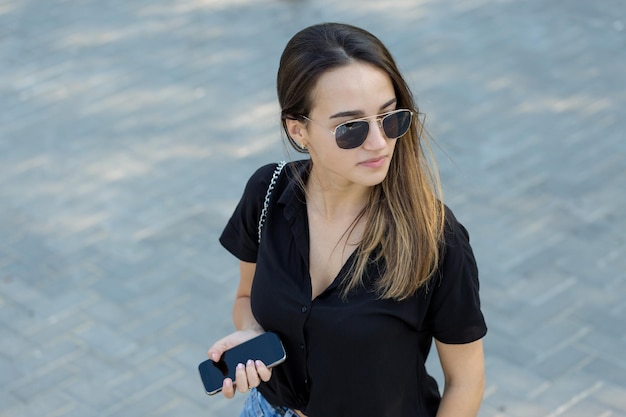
xmin=207 ymin=329 xmax=274 ymax=399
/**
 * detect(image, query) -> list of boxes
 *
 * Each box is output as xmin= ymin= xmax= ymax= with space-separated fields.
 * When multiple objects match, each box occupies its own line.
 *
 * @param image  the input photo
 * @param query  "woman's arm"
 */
xmin=233 ymin=261 xmax=262 ymax=331
xmin=435 ymin=338 xmax=485 ymax=417
xmin=207 ymin=261 xmax=271 ymax=398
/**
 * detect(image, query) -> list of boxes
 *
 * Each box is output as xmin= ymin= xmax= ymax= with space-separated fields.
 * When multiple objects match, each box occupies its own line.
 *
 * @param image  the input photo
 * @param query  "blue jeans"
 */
xmin=240 ymin=388 xmax=299 ymax=417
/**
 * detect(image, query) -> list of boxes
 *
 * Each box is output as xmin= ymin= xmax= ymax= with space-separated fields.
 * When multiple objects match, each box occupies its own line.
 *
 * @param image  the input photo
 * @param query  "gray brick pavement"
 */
xmin=1 ymin=0 xmax=625 ymax=416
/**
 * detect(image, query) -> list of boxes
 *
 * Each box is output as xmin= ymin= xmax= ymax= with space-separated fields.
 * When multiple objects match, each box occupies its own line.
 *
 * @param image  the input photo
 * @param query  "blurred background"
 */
xmin=0 ymin=0 xmax=625 ymax=416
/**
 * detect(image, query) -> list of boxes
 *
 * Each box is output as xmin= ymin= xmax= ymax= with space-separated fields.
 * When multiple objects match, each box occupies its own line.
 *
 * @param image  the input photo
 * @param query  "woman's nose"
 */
xmin=362 ymin=119 xmax=387 ymax=150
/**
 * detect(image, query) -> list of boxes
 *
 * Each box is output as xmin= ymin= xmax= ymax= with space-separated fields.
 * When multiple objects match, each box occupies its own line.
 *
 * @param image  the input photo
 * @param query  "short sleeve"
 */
xmin=426 ymin=209 xmax=487 ymax=344
xmin=219 ymin=163 xmax=279 ymax=263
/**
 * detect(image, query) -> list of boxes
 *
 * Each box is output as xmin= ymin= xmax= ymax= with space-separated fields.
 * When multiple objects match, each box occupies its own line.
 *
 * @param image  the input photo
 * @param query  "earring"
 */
xmin=300 ymin=143 xmax=307 ymax=149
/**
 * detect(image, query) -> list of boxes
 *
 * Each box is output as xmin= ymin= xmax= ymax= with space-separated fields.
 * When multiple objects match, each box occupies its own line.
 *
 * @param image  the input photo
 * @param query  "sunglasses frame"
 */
xmin=301 ymin=109 xmax=414 ymax=149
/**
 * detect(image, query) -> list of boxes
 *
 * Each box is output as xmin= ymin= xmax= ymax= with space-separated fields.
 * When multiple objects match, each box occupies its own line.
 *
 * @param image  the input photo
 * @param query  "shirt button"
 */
xmin=300 ymin=344 xmax=305 ymax=350
xmin=301 ymin=306 xmax=308 ymax=313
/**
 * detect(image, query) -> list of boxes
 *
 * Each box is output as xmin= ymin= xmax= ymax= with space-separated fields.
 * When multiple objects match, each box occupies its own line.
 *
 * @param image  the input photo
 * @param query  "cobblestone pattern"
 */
xmin=0 ymin=0 xmax=625 ymax=416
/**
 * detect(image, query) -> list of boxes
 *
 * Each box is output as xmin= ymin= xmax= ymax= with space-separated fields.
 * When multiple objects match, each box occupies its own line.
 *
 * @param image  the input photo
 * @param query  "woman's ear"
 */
xmin=285 ymin=118 xmax=308 ymax=146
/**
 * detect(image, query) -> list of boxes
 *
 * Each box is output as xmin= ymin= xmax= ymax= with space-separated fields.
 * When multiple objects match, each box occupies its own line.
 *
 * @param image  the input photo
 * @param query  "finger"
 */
xmin=207 ymin=342 xmax=228 ymax=362
xmin=207 ymin=334 xmax=237 ymax=361
xmin=222 ymin=378 xmax=235 ymax=399
xmin=235 ymin=363 xmax=249 ymax=393
xmin=207 ymin=350 xmax=221 ymax=362
xmin=207 ymin=341 xmax=225 ymax=361
xmin=255 ymin=360 xmax=273 ymax=382
xmin=245 ymin=359 xmax=261 ymax=388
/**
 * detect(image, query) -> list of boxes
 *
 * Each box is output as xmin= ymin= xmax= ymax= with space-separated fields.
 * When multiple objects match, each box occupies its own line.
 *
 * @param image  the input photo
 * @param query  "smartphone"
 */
xmin=199 ymin=332 xmax=287 ymax=395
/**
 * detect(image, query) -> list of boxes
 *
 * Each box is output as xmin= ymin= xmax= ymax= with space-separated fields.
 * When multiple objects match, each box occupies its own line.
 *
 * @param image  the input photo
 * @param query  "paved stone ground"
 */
xmin=0 ymin=0 xmax=625 ymax=416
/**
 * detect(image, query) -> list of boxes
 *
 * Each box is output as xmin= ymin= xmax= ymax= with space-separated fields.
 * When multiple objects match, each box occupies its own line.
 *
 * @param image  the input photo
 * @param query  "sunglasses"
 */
xmin=301 ymin=109 xmax=413 ymax=149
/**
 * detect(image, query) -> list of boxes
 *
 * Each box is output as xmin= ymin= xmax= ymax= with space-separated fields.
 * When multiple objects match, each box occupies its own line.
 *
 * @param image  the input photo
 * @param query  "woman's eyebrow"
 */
xmin=329 ymin=110 xmax=362 ymax=119
xmin=380 ymin=98 xmax=398 ymax=110
xmin=329 ymin=98 xmax=398 ymax=119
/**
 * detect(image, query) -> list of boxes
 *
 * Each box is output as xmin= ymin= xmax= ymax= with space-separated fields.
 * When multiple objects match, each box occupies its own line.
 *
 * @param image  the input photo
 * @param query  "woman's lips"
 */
xmin=359 ymin=156 xmax=386 ymax=168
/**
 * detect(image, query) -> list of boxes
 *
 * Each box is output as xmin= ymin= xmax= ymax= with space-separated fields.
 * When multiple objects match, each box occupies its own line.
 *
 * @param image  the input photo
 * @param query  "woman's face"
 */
xmin=296 ymin=62 xmax=398 ymax=189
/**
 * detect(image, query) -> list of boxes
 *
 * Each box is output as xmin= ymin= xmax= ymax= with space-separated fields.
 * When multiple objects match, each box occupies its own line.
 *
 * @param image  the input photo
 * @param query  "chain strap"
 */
xmin=258 ymin=161 xmax=287 ymax=243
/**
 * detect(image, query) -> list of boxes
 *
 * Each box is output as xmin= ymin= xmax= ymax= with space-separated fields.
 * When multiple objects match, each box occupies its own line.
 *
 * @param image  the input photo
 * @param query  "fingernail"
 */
xmin=247 ymin=359 xmax=254 ymax=366
xmin=237 ymin=363 xmax=245 ymax=370
xmin=255 ymin=360 xmax=265 ymax=367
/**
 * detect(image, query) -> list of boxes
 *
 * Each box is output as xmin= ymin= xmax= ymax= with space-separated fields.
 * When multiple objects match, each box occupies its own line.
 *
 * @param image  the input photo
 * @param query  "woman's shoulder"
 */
xmin=241 ymin=159 xmax=308 ymax=199
xmin=247 ymin=159 xmax=307 ymax=182
xmin=435 ymin=205 xmax=478 ymax=282
xmin=250 ymin=159 xmax=309 ymax=187
xmin=248 ymin=162 xmax=285 ymax=185
xmin=241 ymin=162 xmax=284 ymax=196
xmin=442 ymin=205 xmax=472 ymax=246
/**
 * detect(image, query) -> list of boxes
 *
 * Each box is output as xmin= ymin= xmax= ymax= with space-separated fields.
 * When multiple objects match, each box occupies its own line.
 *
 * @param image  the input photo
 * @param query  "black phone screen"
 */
xmin=198 ymin=332 xmax=286 ymax=395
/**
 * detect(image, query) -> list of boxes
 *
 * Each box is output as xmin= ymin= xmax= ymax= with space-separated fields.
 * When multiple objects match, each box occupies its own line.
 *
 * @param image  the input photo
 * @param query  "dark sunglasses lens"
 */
xmin=335 ymin=121 xmax=370 ymax=149
xmin=382 ymin=111 xmax=412 ymax=139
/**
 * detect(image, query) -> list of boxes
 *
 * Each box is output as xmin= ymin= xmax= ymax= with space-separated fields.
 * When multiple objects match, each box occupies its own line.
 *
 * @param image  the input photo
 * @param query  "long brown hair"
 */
xmin=277 ymin=23 xmax=445 ymax=300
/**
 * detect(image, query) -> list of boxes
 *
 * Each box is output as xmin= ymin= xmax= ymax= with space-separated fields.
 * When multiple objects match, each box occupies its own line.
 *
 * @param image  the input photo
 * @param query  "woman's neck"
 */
xmin=305 ymin=168 xmax=370 ymax=221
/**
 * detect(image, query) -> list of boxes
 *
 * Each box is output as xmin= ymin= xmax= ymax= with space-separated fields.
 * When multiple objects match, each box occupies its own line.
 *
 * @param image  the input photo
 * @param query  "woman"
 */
xmin=208 ymin=22 xmax=487 ymax=417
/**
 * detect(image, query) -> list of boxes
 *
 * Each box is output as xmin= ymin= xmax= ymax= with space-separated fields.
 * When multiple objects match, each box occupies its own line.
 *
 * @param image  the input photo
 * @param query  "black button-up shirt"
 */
xmin=219 ymin=160 xmax=487 ymax=417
